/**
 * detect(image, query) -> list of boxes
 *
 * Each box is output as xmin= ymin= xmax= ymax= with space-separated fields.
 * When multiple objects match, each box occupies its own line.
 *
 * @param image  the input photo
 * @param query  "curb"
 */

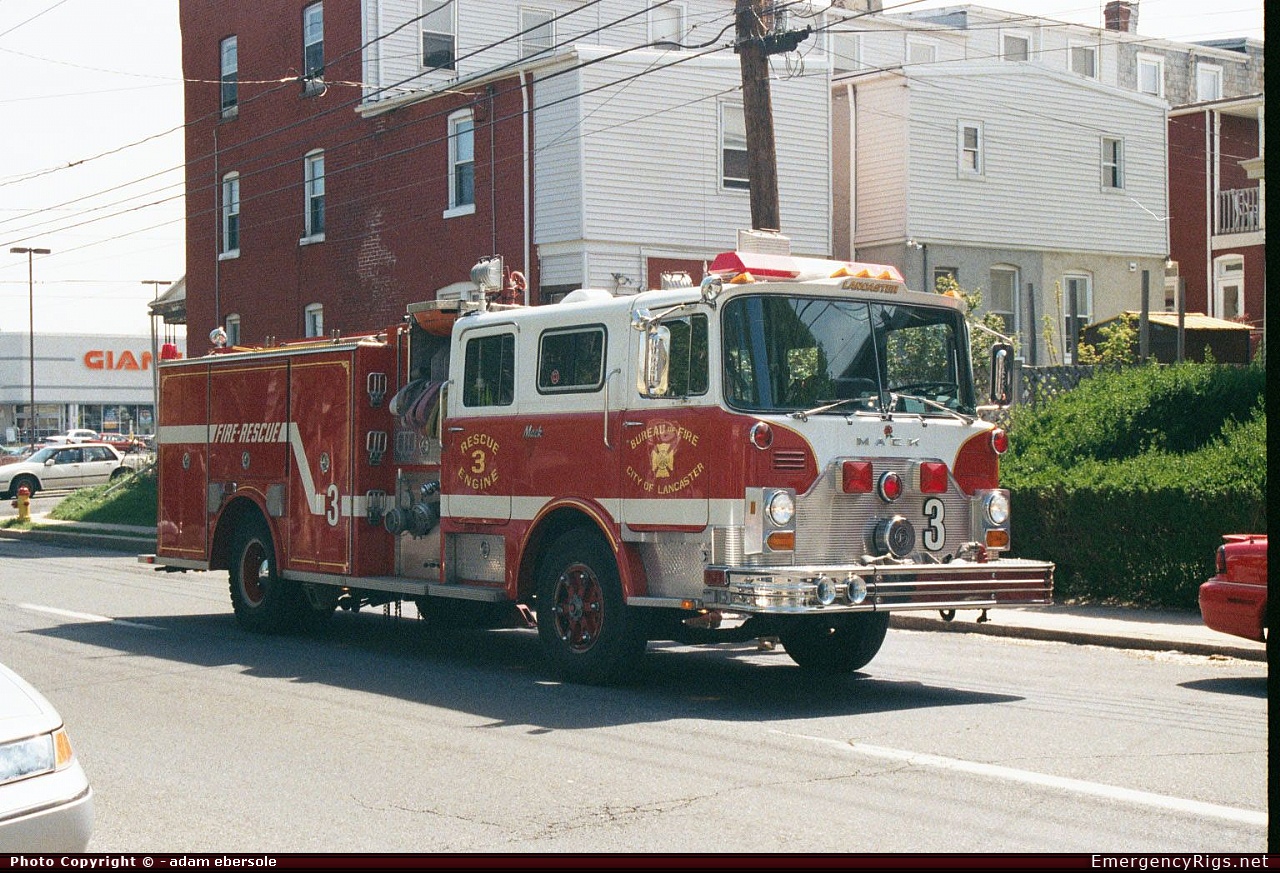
xmin=0 ymin=525 xmax=155 ymax=554
xmin=890 ymin=614 xmax=1267 ymax=663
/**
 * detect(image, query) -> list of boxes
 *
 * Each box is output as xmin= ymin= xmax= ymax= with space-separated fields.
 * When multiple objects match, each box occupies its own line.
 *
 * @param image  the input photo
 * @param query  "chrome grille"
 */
xmin=794 ymin=459 xmax=971 ymax=564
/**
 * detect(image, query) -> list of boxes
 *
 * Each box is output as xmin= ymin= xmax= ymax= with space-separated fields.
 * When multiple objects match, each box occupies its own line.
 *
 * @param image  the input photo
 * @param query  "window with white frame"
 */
xmin=958 ymin=122 xmax=983 ymax=175
xmin=988 ymin=266 xmax=1018 ymax=334
xmin=421 ymin=0 xmax=456 ymax=70
xmin=649 ymin=2 xmax=685 ymax=47
xmin=520 ymin=8 xmax=554 ymax=58
xmin=305 ymin=303 xmax=324 ymax=338
xmin=1196 ymin=63 xmax=1222 ymax=101
xmin=304 ymin=150 xmax=325 ymax=239
xmin=907 ymin=39 xmax=937 ymax=66
xmin=220 ymin=36 xmax=238 ymax=115
xmin=1213 ymin=255 xmax=1244 ymax=320
xmin=224 ymin=314 xmax=241 ymax=346
xmin=303 ymin=3 xmax=323 ymax=79
xmin=447 ymin=110 xmax=475 ymax=213
xmin=1070 ymin=42 xmax=1096 ymax=78
xmin=1002 ymin=32 xmax=1029 ymax=62
xmin=843 ymin=33 xmax=862 ymax=72
xmin=721 ymin=102 xmax=749 ymax=191
xmin=221 ymin=172 xmax=240 ymax=255
xmin=1101 ymin=137 xmax=1124 ymax=189
xmin=1062 ymin=273 xmax=1092 ymax=362
xmin=1137 ymin=53 xmax=1164 ymax=97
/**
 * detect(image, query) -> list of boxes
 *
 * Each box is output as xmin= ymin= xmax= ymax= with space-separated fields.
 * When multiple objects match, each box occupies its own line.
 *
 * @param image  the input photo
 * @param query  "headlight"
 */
xmin=0 ymin=732 xmax=55 ymax=785
xmin=985 ymin=492 xmax=1010 ymax=526
xmin=766 ymin=490 xmax=795 ymax=526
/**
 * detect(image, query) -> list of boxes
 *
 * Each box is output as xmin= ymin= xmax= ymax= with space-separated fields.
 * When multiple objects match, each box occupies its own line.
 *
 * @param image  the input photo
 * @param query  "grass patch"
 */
xmin=47 ymin=467 xmax=157 ymax=527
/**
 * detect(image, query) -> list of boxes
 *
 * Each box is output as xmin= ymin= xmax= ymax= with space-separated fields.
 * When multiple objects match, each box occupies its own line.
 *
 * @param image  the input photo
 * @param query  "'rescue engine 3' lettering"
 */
xmin=211 ymin=422 xmax=285 ymax=443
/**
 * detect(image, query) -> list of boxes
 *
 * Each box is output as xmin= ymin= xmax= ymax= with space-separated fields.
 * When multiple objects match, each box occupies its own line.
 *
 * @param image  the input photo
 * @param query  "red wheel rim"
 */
xmin=551 ymin=562 xmax=604 ymax=653
xmin=240 ymin=542 xmax=268 ymax=606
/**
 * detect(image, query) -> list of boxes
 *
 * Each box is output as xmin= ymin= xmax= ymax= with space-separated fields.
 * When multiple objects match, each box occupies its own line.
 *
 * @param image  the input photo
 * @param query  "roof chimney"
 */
xmin=1104 ymin=1 xmax=1138 ymax=33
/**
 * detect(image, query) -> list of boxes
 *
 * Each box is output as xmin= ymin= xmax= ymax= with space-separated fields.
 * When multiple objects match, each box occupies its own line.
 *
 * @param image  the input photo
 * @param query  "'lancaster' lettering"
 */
xmin=210 ymin=422 xmax=285 ymax=443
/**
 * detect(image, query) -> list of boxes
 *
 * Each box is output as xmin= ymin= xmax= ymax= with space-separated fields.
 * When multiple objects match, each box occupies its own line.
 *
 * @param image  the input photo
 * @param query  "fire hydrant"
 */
xmin=13 ymin=485 xmax=30 ymax=522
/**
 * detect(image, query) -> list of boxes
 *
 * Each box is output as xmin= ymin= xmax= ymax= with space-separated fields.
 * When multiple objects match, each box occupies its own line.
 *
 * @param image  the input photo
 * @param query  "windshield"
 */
xmin=722 ymin=294 xmax=976 ymax=415
xmin=28 ymin=447 xmax=57 ymax=463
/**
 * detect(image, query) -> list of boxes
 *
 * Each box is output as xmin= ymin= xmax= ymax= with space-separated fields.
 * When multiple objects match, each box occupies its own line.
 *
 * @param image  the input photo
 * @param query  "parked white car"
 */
xmin=0 ymin=442 xmax=133 ymax=498
xmin=0 ymin=661 xmax=94 ymax=852
xmin=41 ymin=429 xmax=100 ymax=445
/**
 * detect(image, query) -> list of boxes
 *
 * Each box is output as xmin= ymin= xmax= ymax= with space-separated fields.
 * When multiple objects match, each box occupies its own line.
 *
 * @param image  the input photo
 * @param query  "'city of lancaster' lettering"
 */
xmin=211 ymin=423 xmax=285 ymax=443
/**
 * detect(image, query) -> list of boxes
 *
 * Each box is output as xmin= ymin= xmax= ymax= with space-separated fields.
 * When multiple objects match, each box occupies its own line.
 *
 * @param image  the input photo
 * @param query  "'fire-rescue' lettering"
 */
xmin=210 ymin=422 xmax=285 ymax=443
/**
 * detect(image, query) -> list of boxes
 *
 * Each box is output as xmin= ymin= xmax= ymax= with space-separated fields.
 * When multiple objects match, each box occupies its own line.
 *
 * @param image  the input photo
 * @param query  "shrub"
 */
xmin=1004 ymin=360 xmax=1265 ymax=474
xmin=1003 ymin=363 xmax=1265 ymax=608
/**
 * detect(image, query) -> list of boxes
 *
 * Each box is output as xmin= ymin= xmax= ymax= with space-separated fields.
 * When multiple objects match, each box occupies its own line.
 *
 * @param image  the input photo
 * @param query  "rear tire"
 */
xmin=229 ymin=518 xmax=302 ymax=634
xmin=779 ymin=612 xmax=889 ymax=674
xmin=536 ymin=530 xmax=646 ymax=685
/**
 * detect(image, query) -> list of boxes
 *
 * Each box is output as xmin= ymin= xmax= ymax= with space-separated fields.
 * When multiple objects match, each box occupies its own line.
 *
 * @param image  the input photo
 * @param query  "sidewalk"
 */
xmin=0 ymin=513 xmax=156 ymax=553
xmin=891 ymin=604 xmax=1266 ymax=663
xmin=0 ymin=515 xmax=1266 ymax=663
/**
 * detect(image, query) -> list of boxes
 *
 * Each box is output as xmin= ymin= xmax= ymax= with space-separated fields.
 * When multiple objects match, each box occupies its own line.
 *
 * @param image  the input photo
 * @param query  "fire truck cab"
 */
xmin=147 ymin=238 xmax=1053 ymax=684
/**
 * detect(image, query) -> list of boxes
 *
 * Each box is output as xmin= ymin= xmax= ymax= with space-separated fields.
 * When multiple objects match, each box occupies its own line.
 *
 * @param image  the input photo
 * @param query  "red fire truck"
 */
xmin=144 ymin=239 xmax=1053 ymax=683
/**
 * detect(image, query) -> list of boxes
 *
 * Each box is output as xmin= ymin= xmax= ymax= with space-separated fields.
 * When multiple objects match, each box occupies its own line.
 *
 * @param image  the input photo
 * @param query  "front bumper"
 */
xmin=704 ymin=558 xmax=1054 ymax=614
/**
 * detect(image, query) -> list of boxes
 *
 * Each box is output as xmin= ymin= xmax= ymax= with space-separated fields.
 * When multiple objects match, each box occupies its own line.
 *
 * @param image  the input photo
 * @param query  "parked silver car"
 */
xmin=0 ymin=661 xmax=94 ymax=852
xmin=0 ymin=442 xmax=133 ymax=498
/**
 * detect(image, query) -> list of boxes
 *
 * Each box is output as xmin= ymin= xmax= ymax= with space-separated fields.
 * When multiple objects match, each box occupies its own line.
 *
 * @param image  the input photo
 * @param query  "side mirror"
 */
xmin=638 ymin=324 xmax=672 ymax=397
xmin=44 ymin=458 xmax=56 ymax=467
xmin=989 ymin=343 xmax=1014 ymax=406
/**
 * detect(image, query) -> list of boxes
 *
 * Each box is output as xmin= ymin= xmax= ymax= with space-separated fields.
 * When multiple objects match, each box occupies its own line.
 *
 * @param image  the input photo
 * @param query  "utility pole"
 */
xmin=10 ymin=246 xmax=50 ymax=444
xmin=734 ymin=0 xmax=809 ymax=232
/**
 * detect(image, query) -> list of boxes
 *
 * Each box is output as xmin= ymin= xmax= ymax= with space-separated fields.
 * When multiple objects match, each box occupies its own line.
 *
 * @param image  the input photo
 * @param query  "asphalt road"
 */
xmin=0 ymin=539 xmax=1267 ymax=853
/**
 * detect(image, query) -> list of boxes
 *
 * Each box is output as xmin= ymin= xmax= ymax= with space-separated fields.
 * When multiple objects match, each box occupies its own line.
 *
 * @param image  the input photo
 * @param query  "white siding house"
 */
xmin=834 ymin=60 xmax=1169 ymax=364
xmin=359 ymin=0 xmax=832 ymax=297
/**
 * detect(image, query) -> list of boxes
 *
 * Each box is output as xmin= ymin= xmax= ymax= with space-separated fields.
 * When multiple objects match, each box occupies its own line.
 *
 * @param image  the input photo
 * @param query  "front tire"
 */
xmin=779 ymin=612 xmax=890 ymax=674
xmin=229 ymin=519 xmax=301 ymax=634
xmin=7 ymin=474 xmax=38 ymax=500
xmin=536 ymin=531 xmax=645 ymax=685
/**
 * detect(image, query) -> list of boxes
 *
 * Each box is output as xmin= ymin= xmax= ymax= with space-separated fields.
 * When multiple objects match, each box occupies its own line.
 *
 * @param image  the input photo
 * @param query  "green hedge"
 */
xmin=1002 ymin=362 xmax=1266 ymax=608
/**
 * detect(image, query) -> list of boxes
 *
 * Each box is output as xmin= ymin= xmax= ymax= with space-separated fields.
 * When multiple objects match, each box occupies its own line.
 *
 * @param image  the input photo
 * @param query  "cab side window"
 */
xmin=462 ymin=333 xmax=515 ymax=407
xmin=538 ymin=326 xmax=605 ymax=393
xmin=663 ymin=314 xmax=708 ymax=397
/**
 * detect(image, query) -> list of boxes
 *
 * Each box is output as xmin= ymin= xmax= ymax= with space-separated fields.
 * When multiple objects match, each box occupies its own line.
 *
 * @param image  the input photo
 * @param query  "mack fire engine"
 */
xmin=144 ymin=239 xmax=1053 ymax=684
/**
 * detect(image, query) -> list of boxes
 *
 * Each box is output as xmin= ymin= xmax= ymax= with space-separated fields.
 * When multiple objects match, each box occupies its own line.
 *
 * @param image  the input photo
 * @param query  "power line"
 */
xmin=0 ymin=1 xmax=708 ymax=249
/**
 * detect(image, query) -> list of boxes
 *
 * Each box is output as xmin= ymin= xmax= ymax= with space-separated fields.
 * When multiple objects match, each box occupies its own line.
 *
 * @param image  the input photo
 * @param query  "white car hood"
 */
xmin=0 ymin=663 xmax=61 ymax=741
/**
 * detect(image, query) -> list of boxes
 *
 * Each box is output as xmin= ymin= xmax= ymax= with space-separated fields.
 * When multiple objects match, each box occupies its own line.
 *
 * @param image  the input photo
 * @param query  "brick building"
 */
xmin=1167 ymin=95 xmax=1264 ymax=355
xmin=182 ymin=0 xmax=527 ymax=347
xmin=180 ymin=1 xmax=832 ymax=346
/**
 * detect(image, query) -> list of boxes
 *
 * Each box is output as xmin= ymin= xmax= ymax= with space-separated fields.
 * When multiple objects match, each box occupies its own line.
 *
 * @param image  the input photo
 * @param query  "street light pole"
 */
xmin=10 ymin=247 xmax=51 ymax=444
xmin=142 ymin=280 xmax=172 ymax=438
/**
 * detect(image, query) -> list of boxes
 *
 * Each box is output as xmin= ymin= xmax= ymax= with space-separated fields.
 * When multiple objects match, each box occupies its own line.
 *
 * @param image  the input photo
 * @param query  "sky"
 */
xmin=0 ymin=0 xmax=1265 ymax=337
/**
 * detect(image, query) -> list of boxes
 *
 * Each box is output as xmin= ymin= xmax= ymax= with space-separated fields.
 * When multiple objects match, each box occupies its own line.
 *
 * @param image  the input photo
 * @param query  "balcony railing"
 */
xmin=1216 ymin=187 xmax=1261 ymax=235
